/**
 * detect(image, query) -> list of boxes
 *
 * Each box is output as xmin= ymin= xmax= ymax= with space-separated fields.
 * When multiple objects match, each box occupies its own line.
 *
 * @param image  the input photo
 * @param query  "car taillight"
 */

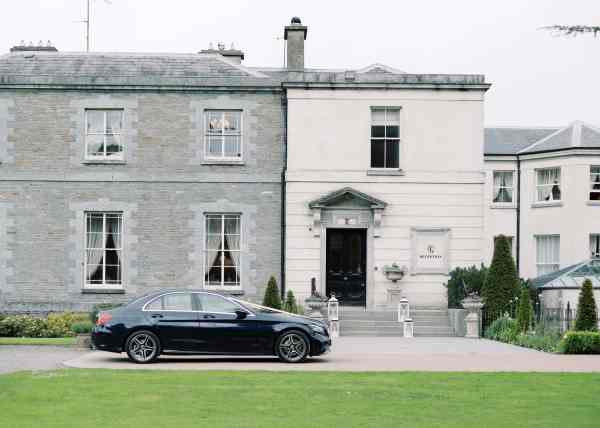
xmin=96 ymin=312 xmax=112 ymax=326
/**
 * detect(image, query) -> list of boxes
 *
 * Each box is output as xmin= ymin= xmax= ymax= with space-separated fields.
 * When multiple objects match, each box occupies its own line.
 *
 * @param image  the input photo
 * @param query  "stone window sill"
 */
xmin=81 ymin=288 xmax=125 ymax=294
xmin=531 ymin=201 xmax=563 ymax=208
xmin=367 ymin=169 xmax=405 ymax=176
xmin=82 ymin=160 xmax=126 ymax=165
xmin=203 ymin=288 xmax=245 ymax=296
xmin=201 ymin=160 xmax=245 ymax=166
xmin=587 ymin=201 xmax=600 ymax=206
xmin=490 ymin=203 xmax=516 ymax=209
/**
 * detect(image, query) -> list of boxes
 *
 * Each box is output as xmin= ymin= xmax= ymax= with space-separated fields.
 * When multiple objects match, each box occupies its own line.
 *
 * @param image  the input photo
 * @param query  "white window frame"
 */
xmin=203 ymin=110 xmax=243 ymax=161
xmin=591 ymin=234 xmax=600 ymax=260
xmin=203 ymin=213 xmax=242 ymax=289
xmin=84 ymin=109 xmax=124 ymax=160
xmin=370 ymin=107 xmax=401 ymax=169
xmin=590 ymin=166 xmax=600 ymax=201
xmin=492 ymin=170 xmax=515 ymax=204
xmin=535 ymin=234 xmax=560 ymax=276
xmin=535 ymin=167 xmax=562 ymax=203
xmin=84 ymin=211 xmax=123 ymax=288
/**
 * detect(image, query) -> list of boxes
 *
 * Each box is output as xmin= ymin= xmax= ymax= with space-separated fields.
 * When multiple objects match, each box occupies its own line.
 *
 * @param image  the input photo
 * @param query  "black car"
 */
xmin=92 ymin=289 xmax=331 ymax=363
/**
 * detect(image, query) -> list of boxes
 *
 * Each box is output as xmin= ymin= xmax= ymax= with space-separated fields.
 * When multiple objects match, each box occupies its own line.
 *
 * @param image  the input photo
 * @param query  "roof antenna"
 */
xmin=75 ymin=0 xmax=112 ymax=52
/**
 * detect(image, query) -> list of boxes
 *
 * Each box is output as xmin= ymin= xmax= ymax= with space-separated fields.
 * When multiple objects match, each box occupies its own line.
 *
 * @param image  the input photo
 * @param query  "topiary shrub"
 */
xmin=283 ymin=290 xmax=298 ymax=314
xmin=484 ymin=315 xmax=518 ymax=343
xmin=559 ymin=331 xmax=600 ymax=354
xmin=89 ymin=303 xmax=123 ymax=324
xmin=574 ymin=279 xmax=598 ymax=332
xmin=262 ymin=276 xmax=281 ymax=310
xmin=516 ymin=286 xmax=532 ymax=333
xmin=481 ymin=235 xmax=519 ymax=320
xmin=71 ymin=321 xmax=94 ymax=335
xmin=445 ymin=264 xmax=488 ymax=308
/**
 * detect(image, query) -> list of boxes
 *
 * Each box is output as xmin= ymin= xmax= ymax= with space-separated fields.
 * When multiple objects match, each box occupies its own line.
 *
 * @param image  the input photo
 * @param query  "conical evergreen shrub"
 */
xmin=516 ymin=286 xmax=532 ymax=333
xmin=262 ymin=276 xmax=282 ymax=310
xmin=283 ymin=290 xmax=298 ymax=314
xmin=481 ymin=235 xmax=519 ymax=318
xmin=575 ymin=279 xmax=598 ymax=331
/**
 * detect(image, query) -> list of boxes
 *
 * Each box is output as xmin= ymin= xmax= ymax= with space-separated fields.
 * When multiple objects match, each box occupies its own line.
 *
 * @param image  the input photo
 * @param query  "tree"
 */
xmin=481 ymin=235 xmax=520 ymax=317
xmin=541 ymin=25 xmax=600 ymax=37
xmin=262 ymin=276 xmax=282 ymax=310
xmin=445 ymin=264 xmax=488 ymax=308
xmin=575 ymin=279 xmax=598 ymax=332
xmin=283 ymin=290 xmax=298 ymax=314
xmin=516 ymin=286 xmax=532 ymax=333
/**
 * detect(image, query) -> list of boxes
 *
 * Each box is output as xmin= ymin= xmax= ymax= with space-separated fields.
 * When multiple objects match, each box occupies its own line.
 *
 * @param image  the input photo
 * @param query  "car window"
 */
xmin=146 ymin=293 xmax=193 ymax=311
xmin=198 ymin=294 xmax=240 ymax=314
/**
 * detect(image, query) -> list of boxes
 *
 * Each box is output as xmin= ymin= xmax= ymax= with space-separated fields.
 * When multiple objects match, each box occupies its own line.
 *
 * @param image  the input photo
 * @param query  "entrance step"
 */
xmin=337 ymin=307 xmax=455 ymax=337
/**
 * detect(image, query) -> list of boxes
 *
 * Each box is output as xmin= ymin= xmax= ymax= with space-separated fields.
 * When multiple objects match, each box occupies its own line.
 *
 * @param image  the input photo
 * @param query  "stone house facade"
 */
xmin=0 ymin=50 xmax=284 ymax=313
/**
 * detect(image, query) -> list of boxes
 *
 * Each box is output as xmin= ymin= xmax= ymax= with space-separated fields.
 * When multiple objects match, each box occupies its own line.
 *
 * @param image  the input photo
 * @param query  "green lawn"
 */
xmin=1 ymin=370 xmax=600 ymax=427
xmin=0 ymin=337 xmax=76 ymax=346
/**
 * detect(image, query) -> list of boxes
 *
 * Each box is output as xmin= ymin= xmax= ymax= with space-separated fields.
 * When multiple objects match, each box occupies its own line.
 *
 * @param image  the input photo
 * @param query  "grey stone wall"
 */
xmin=0 ymin=89 xmax=283 ymax=313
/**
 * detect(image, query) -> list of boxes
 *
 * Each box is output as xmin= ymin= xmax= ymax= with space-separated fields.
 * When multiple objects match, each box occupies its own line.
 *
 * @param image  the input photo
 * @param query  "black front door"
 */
xmin=326 ymin=228 xmax=367 ymax=306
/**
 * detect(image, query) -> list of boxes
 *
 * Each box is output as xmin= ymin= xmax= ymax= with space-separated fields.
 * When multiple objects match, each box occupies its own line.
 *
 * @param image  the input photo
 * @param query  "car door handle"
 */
xmin=203 ymin=314 xmax=216 ymax=319
xmin=151 ymin=314 xmax=163 ymax=319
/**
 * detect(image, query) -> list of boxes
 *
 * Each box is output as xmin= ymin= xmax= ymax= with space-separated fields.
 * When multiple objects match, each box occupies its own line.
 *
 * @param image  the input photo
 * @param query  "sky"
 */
xmin=0 ymin=0 xmax=598 ymax=127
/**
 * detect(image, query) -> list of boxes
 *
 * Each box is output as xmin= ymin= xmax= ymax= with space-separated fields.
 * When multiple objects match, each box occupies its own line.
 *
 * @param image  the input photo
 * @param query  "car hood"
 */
xmin=251 ymin=310 xmax=327 ymax=327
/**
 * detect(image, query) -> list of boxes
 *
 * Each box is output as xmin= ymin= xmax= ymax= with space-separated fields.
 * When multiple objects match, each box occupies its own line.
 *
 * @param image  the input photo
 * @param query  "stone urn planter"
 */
xmin=461 ymin=294 xmax=484 ymax=338
xmin=305 ymin=296 xmax=327 ymax=320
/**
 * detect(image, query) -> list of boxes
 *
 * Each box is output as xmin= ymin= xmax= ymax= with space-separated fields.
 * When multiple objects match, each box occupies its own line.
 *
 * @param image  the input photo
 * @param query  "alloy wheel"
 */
xmin=128 ymin=332 xmax=158 ymax=363
xmin=278 ymin=332 xmax=308 ymax=363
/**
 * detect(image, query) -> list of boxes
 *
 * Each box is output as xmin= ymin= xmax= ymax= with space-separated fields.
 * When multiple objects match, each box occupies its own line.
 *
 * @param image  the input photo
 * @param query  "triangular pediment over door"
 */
xmin=308 ymin=187 xmax=387 ymax=237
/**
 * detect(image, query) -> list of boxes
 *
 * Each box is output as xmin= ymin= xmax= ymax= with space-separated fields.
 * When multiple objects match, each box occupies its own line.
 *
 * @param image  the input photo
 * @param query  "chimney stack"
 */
xmin=284 ymin=17 xmax=307 ymax=70
xmin=10 ymin=40 xmax=57 ymax=52
xmin=199 ymin=42 xmax=245 ymax=64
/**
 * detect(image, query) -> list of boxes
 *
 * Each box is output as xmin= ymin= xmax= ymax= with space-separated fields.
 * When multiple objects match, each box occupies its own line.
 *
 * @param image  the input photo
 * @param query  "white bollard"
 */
xmin=398 ymin=297 xmax=410 ymax=323
xmin=329 ymin=320 xmax=339 ymax=338
xmin=403 ymin=318 xmax=414 ymax=338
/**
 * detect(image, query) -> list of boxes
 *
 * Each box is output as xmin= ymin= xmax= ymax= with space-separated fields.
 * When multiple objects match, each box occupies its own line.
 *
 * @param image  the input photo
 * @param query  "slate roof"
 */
xmin=485 ymin=122 xmax=600 ymax=155
xmin=0 ymin=51 xmax=279 ymax=88
xmin=532 ymin=260 xmax=600 ymax=289
xmin=484 ymin=127 xmax=559 ymax=155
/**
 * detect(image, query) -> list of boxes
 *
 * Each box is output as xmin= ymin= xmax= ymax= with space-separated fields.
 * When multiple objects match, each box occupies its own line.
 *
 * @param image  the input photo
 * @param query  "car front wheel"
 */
xmin=276 ymin=330 xmax=309 ymax=363
xmin=125 ymin=330 xmax=161 ymax=364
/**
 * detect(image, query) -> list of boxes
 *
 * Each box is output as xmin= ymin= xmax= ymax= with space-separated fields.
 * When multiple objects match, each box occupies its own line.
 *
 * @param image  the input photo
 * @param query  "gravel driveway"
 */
xmin=0 ymin=346 xmax=85 ymax=374
xmin=63 ymin=337 xmax=600 ymax=372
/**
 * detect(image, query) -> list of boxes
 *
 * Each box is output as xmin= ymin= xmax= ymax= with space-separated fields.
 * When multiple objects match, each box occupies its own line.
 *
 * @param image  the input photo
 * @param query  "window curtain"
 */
xmin=106 ymin=215 xmax=121 ymax=267
xmin=538 ymin=169 xmax=560 ymax=201
xmin=206 ymin=227 xmax=222 ymax=271
xmin=224 ymin=218 xmax=240 ymax=277
xmin=591 ymin=235 xmax=600 ymax=259
xmin=86 ymin=215 xmax=104 ymax=281
xmin=493 ymin=172 xmax=512 ymax=203
xmin=536 ymin=236 xmax=560 ymax=275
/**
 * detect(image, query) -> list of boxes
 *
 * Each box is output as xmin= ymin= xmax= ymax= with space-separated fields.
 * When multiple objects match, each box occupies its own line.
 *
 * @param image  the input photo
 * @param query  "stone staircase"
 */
xmin=338 ymin=307 xmax=455 ymax=337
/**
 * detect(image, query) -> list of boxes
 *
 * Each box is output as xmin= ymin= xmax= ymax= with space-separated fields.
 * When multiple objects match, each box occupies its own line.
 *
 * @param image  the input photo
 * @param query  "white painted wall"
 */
xmin=286 ymin=88 xmax=487 ymax=308
xmin=484 ymin=153 xmax=600 ymax=279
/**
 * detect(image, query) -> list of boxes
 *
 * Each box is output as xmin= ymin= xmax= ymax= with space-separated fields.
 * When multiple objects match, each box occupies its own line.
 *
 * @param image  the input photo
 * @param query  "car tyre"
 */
xmin=125 ymin=330 xmax=161 ymax=364
xmin=276 ymin=330 xmax=310 ymax=363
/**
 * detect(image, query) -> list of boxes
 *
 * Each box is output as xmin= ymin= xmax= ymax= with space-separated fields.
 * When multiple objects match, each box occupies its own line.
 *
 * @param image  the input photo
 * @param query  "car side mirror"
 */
xmin=235 ymin=309 xmax=249 ymax=319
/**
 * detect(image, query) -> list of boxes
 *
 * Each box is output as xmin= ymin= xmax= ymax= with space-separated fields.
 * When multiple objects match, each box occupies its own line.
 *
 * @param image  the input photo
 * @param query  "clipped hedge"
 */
xmin=71 ymin=321 xmax=94 ymax=335
xmin=559 ymin=331 xmax=600 ymax=354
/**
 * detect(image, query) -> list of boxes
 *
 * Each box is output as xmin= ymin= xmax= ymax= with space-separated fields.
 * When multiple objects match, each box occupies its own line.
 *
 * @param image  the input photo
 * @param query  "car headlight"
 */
xmin=310 ymin=324 xmax=326 ymax=335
